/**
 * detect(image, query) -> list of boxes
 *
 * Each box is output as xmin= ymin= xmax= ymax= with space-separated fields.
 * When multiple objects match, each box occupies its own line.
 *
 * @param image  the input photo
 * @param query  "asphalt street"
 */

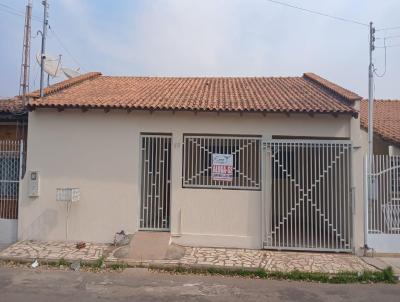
xmin=0 ymin=267 xmax=399 ymax=302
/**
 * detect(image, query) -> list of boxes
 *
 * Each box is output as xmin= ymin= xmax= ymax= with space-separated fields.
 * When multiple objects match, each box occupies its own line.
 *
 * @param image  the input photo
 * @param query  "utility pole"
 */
xmin=19 ymin=0 xmax=32 ymax=105
xmin=39 ymin=0 xmax=49 ymax=98
xmin=368 ymin=21 xmax=375 ymax=161
xmin=365 ymin=21 xmax=375 ymax=251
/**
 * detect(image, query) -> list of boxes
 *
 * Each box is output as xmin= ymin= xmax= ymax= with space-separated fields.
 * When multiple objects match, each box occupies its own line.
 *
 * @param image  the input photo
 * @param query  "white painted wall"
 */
xmin=0 ymin=219 xmax=18 ymax=245
xmin=19 ymin=109 xmax=357 ymax=249
xmin=389 ymin=145 xmax=400 ymax=156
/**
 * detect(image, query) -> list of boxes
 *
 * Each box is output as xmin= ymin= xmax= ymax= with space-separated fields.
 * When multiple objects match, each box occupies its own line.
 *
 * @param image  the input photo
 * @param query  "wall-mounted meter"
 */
xmin=28 ymin=171 xmax=40 ymax=197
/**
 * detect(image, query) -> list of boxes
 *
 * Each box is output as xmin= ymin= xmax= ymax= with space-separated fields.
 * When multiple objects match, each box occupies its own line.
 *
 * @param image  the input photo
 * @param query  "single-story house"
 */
xmin=18 ymin=71 xmax=368 ymax=253
xmin=0 ymin=97 xmax=27 ymax=140
xmin=360 ymin=99 xmax=400 ymax=155
xmin=0 ymin=97 xmax=27 ymax=245
xmin=359 ymin=99 xmax=400 ymax=253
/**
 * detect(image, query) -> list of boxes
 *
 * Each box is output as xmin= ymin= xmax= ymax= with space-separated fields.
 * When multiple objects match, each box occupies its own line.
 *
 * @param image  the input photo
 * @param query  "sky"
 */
xmin=0 ymin=0 xmax=399 ymax=99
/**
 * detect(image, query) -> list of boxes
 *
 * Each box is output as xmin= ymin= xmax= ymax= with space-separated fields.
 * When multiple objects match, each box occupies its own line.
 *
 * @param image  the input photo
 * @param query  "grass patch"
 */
xmin=94 ymin=256 xmax=105 ymax=269
xmin=110 ymin=262 xmax=127 ymax=271
xmin=57 ymin=258 xmax=68 ymax=267
xmin=152 ymin=265 xmax=397 ymax=284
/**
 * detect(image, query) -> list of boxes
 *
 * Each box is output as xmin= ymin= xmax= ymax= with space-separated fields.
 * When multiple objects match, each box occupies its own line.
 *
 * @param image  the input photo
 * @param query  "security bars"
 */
xmin=182 ymin=135 xmax=261 ymax=190
xmin=265 ymin=140 xmax=353 ymax=252
xmin=139 ymin=134 xmax=172 ymax=231
xmin=0 ymin=140 xmax=22 ymax=220
xmin=368 ymin=155 xmax=400 ymax=234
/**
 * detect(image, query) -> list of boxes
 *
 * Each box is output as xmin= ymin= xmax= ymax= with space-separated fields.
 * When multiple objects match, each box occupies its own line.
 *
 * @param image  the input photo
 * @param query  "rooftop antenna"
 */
xmin=35 ymin=53 xmax=63 ymax=80
xmin=19 ymin=0 xmax=32 ymax=105
xmin=39 ymin=0 xmax=49 ymax=98
xmin=35 ymin=53 xmax=81 ymax=83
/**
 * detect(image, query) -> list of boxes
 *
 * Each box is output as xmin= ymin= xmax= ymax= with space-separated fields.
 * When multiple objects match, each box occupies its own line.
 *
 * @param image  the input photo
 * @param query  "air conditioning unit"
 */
xmin=56 ymin=188 xmax=80 ymax=202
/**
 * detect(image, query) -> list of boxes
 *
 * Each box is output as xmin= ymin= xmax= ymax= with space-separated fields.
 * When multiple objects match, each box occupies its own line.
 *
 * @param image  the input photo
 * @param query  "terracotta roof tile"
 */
xmin=28 ymin=72 xmax=358 ymax=115
xmin=360 ymin=99 xmax=400 ymax=146
xmin=0 ymin=97 xmax=25 ymax=114
xmin=303 ymin=73 xmax=361 ymax=102
xmin=27 ymin=72 xmax=101 ymax=98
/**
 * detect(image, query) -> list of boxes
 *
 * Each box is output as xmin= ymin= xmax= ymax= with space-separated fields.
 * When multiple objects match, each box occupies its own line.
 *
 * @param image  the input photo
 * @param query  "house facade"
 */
xmin=360 ymin=100 xmax=400 ymax=156
xmin=360 ymin=100 xmax=400 ymax=253
xmin=0 ymin=98 xmax=27 ymax=246
xmin=18 ymin=72 xmax=367 ymax=254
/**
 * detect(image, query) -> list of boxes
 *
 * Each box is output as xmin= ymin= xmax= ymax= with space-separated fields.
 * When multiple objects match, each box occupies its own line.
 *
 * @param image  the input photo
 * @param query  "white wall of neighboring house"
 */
xmin=18 ymin=109 xmax=364 ymax=252
xmin=389 ymin=145 xmax=400 ymax=156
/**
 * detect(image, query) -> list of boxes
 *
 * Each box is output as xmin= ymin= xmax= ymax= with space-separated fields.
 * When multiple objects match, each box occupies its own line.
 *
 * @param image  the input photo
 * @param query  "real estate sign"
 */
xmin=212 ymin=153 xmax=233 ymax=181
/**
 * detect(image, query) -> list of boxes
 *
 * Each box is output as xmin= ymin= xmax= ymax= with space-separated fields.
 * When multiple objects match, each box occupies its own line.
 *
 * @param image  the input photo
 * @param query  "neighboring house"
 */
xmin=19 ymin=72 xmax=368 ymax=254
xmin=360 ymin=100 xmax=400 ymax=253
xmin=360 ymin=100 xmax=400 ymax=155
xmin=0 ymin=97 xmax=27 ymax=246
xmin=0 ymin=97 xmax=27 ymax=140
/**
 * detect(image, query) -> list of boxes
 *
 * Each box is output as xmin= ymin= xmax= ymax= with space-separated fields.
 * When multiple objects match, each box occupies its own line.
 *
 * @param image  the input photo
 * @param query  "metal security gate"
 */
xmin=264 ymin=140 xmax=353 ymax=252
xmin=367 ymin=155 xmax=400 ymax=253
xmin=139 ymin=134 xmax=171 ymax=231
xmin=0 ymin=140 xmax=23 ymax=220
xmin=0 ymin=140 xmax=23 ymax=246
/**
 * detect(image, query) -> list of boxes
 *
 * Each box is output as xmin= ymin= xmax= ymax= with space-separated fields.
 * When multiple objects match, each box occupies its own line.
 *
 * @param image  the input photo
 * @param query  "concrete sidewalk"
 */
xmin=362 ymin=257 xmax=400 ymax=277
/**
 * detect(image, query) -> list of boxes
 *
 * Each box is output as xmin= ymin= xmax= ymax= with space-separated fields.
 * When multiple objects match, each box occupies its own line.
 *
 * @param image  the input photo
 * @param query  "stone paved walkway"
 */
xmin=0 ymin=241 xmax=376 ymax=274
xmin=179 ymin=247 xmax=375 ymax=274
xmin=0 ymin=241 xmax=110 ymax=261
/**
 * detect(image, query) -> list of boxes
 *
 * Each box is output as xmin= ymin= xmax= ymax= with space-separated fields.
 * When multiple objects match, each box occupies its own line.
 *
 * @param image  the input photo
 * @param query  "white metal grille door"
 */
xmin=264 ymin=140 xmax=353 ymax=252
xmin=366 ymin=155 xmax=400 ymax=253
xmin=0 ymin=140 xmax=23 ymax=220
xmin=140 ymin=134 xmax=172 ymax=231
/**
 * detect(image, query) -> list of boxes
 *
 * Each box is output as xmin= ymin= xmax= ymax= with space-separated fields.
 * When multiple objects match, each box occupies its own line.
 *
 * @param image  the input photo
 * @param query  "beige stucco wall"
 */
xmin=389 ymin=145 xmax=400 ymax=156
xmin=360 ymin=128 xmax=393 ymax=155
xmin=19 ymin=109 xmax=360 ymax=250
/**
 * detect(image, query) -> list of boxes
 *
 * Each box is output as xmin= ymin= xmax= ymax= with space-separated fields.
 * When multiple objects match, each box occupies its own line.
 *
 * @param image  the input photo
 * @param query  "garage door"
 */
xmin=263 ymin=140 xmax=353 ymax=252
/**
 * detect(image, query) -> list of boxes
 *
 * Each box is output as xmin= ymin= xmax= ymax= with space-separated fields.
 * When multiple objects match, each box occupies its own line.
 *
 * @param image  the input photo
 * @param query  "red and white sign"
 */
xmin=212 ymin=154 xmax=233 ymax=181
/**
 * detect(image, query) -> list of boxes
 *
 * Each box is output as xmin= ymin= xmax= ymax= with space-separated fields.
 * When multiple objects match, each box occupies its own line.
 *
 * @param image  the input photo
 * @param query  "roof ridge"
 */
xmin=303 ymin=72 xmax=361 ymax=102
xmin=28 ymin=72 xmax=102 ymax=99
xmin=100 ymin=75 xmax=302 ymax=79
xmin=361 ymin=99 xmax=400 ymax=102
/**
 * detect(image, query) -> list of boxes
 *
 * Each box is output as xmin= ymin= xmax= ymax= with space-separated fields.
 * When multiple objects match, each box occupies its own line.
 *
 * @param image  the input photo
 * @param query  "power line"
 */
xmin=376 ymin=44 xmax=400 ymax=49
xmin=48 ymin=26 xmax=84 ymax=70
xmin=0 ymin=5 xmax=41 ymax=22
xmin=263 ymin=0 xmax=369 ymax=27
xmin=0 ymin=6 xmax=25 ymax=18
xmin=0 ymin=2 xmax=42 ymax=20
xmin=0 ymin=2 xmax=23 ymax=13
xmin=376 ymin=26 xmax=400 ymax=32
xmin=383 ymin=34 xmax=400 ymax=40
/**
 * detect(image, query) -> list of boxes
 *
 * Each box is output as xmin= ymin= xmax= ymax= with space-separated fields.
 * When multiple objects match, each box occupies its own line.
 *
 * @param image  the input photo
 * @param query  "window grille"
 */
xmin=182 ymin=135 xmax=261 ymax=190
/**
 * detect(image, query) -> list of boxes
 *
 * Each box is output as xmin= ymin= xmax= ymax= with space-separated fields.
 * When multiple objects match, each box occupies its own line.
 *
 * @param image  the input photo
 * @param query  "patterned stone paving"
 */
xmin=0 ymin=241 xmax=110 ymax=261
xmin=179 ymin=247 xmax=375 ymax=273
xmin=0 ymin=241 xmax=375 ymax=273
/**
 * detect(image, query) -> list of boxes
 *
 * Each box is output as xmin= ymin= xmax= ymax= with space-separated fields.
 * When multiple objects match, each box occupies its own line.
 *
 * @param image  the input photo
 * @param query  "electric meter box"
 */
xmin=56 ymin=188 xmax=80 ymax=202
xmin=28 ymin=171 xmax=40 ymax=197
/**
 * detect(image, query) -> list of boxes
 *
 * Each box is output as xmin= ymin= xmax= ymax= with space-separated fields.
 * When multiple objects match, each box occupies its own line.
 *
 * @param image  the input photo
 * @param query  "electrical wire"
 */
xmin=374 ymin=39 xmax=386 ymax=78
xmin=263 ymin=0 xmax=369 ymax=27
xmin=0 ymin=2 xmax=42 ymax=22
xmin=376 ymin=26 xmax=400 ymax=32
xmin=48 ymin=26 xmax=84 ymax=70
xmin=0 ymin=7 xmax=25 ymax=18
xmin=376 ymin=44 xmax=400 ymax=49
xmin=382 ymin=34 xmax=400 ymax=40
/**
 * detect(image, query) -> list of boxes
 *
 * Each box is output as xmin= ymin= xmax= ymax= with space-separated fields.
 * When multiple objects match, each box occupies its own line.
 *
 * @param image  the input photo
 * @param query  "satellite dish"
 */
xmin=62 ymin=67 xmax=81 ymax=78
xmin=36 ymin=53 xmax=63 ymax=77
